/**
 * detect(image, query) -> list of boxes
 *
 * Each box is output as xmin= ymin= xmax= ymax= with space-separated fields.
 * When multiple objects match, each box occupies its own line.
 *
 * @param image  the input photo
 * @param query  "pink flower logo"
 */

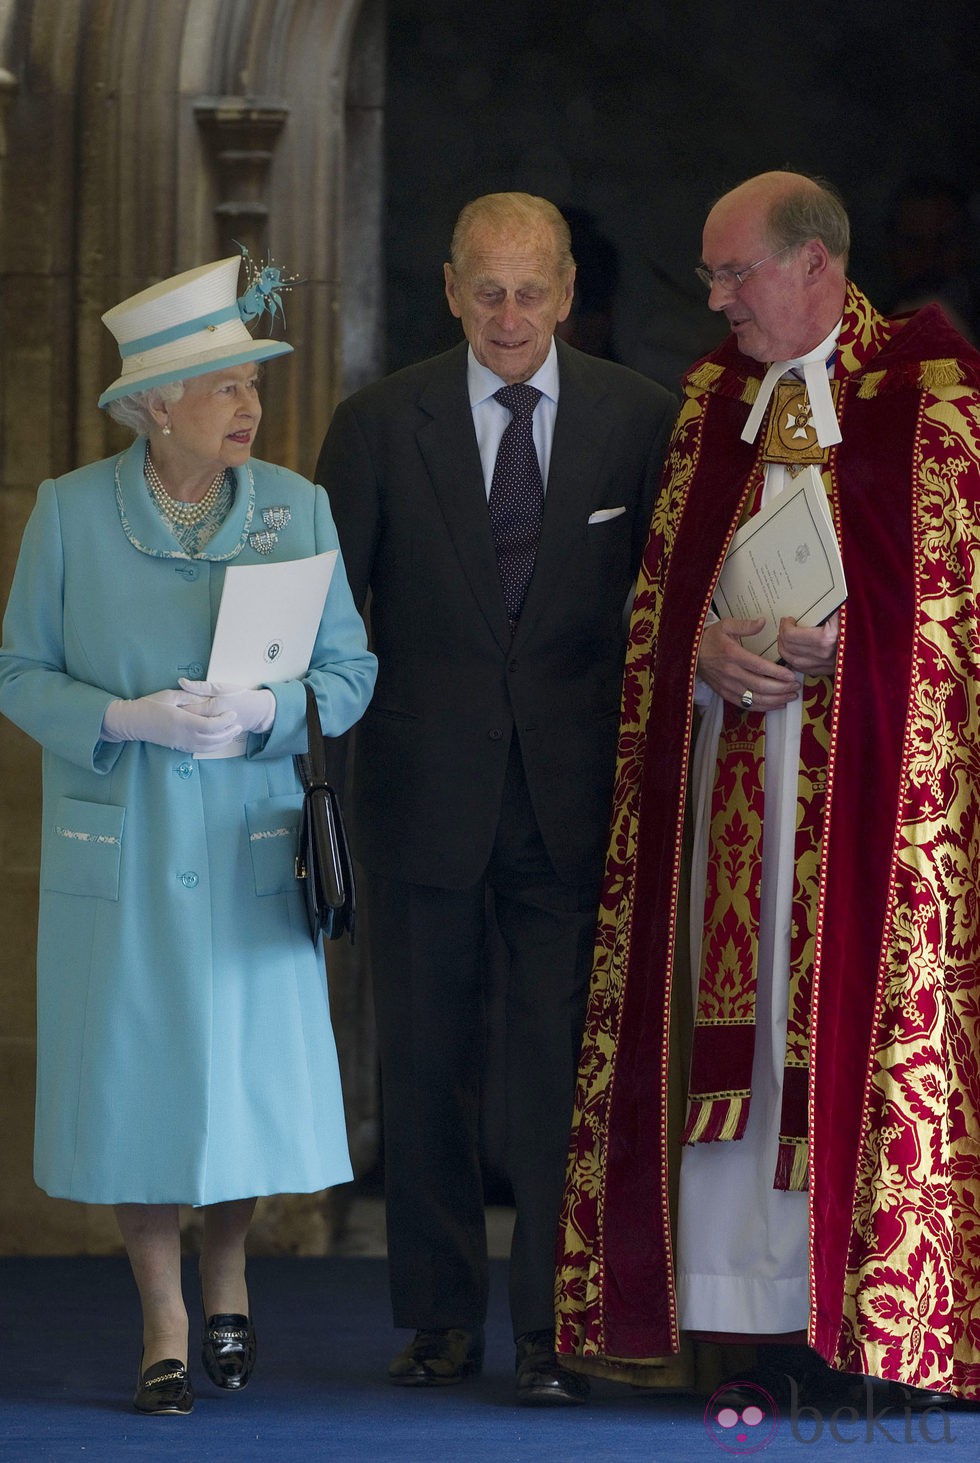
xmin=704 ymin=1381 xmax=780 ymax=1453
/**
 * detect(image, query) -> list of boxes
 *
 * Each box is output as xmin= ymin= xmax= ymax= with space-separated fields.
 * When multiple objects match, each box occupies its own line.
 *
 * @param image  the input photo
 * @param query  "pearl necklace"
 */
xmin=144 ymin=445 xmax=226 ymax=526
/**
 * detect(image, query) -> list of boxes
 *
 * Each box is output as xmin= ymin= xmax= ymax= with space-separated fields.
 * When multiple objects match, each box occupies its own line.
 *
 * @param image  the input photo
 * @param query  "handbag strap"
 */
xmin=298 ymin=682 xmax=329 ymax=789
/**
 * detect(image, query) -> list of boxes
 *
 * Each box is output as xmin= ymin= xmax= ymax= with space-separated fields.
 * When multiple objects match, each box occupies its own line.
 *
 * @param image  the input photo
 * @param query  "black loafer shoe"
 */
xmin=712 ymin=1357 xmax=866 ymax=1413
xmin=133 ymin=1357 xmax=194 ymax=1415
xmin=515 ymin=1329 xmax=590 ymax=1407
xmin=888 ymin=1382 xmax=962 ymax=1411
xmin=388 ymin=1326 xmax=485 ymax=1385
xmin=202 ymin=1313 xmax=257 ymax=1390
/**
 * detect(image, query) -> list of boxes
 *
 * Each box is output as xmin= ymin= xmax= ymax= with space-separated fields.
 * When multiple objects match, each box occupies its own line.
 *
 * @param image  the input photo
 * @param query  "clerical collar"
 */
xmin=741 ymin=318 xmax=843 ymax=449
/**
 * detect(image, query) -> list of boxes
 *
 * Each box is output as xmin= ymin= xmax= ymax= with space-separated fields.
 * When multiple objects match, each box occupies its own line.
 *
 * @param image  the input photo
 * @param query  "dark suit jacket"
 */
xmin=315 ymin=337 xmax=676 ymax=890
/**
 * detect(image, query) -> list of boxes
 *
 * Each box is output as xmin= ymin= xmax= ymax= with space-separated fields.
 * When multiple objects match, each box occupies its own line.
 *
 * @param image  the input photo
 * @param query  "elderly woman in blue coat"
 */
xmin=0 ymin=256 xmax=377 ymax=1414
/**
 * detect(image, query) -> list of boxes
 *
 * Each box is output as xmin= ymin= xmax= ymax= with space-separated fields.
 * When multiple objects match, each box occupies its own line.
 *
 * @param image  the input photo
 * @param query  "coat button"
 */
xmin=488 ymin=728 xmax=503 ymax=741
xmin=178 ymin=662 xmax=205 ymax=679
xmin=175 ymin=565 xmax=199 ymax=581
xmin=175 ymin=761 xmax=194 ymax=779
xmin=179 ymin=871 xmax=200 ymax=888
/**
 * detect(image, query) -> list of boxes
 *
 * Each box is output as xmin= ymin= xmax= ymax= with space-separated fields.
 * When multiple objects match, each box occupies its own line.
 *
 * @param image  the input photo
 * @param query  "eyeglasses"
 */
xmin=695 ymin=245 xmax=794 ymax=292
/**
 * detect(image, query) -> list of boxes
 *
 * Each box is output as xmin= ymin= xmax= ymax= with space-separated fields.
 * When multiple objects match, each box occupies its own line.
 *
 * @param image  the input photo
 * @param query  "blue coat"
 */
xmin=0 ymin=439 xmax=377 ymax=1204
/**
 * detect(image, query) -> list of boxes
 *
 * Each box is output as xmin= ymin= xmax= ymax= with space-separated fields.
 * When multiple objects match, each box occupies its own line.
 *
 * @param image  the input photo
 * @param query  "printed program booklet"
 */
xmin=713 ymin=467 xmax=846 ymax=662
xmin=197 ymin=549 xmax=337 ymax=757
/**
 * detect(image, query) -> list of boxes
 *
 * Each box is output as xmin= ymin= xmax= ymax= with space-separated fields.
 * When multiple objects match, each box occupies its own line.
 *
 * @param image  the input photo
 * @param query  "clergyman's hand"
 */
xmin=697 ymin=617 xmax=800 ymax=712
xmin=777 ymin=611 xmax=840 ymax=678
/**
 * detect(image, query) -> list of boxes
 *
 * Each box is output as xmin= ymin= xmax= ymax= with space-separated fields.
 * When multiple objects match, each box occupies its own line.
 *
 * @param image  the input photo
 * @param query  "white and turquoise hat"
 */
xmin=98 ymin=254 xmax=293 ymax=408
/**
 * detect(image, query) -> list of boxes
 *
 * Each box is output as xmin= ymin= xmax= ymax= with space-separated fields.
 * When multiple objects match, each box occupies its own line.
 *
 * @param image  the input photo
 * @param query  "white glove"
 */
xmin=177 ymin=678 xmax=276 ymax=735
xmin=101 ymin=688 xmax=243 ymax=752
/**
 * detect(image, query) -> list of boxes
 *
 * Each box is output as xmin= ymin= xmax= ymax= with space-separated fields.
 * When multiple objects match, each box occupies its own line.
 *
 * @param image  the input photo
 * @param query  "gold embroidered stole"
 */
xmin=684 ymin=464 xmax=768 ymax=1147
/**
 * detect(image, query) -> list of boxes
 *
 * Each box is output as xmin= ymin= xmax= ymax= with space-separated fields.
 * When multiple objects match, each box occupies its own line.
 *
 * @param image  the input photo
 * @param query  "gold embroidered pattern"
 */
xmin=836 ymin=379 xmax=980 ymax=1396
xmin=761 ymin=380 xmax=843 ymax=465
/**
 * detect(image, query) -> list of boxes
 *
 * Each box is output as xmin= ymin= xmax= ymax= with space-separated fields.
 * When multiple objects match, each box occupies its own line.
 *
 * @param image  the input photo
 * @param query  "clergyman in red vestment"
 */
xmin=556 ymin=171 xmax=980 ymax=1406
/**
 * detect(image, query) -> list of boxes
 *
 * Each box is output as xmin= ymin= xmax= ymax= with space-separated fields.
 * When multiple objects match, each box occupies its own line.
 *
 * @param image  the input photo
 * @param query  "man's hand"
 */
xmin=777 ymin=611 xmax=840 ymax=678
xmin=697 ymin=617 xmax=800 ymax=712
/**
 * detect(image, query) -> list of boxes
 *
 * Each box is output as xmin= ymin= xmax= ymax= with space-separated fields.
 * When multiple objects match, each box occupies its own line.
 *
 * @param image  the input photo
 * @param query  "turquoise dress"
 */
xmin=0 ymin=439 xmax=377 ymax=1204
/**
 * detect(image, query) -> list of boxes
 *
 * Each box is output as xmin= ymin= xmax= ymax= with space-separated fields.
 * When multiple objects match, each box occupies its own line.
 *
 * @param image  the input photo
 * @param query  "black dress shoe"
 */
xmin=388 ymin=1326 xmax=485 ymax=1385
xmin=133 ymin=1357 xmax=194 ymax=1415
xmin=710 ymin=1368 xmax=797 ymax=1411
xmin=712 ymin=1351 xmax=865 ymax=1413
xmin=515 ymin=1329 xmax=590 ymax=1407
xmin=202 ymin=1313 xmax=257 ymax=1390
xmin=888 ymin=1381 xmax=964 ymax=1411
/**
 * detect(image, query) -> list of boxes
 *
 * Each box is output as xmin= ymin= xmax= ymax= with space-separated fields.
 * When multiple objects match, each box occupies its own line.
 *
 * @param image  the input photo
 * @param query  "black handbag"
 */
xmin=294 ymin=683 xmax=356 ymax=945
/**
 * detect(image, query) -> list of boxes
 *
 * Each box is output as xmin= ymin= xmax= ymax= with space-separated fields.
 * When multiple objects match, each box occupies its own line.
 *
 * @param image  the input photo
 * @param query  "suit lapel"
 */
xmin=413 ymin=341 xmax=611 ymax=652
xmin=415 ymin=344 xmax=512 ymax=650
xmin=514 ymin=340 xmax=611 ymax=643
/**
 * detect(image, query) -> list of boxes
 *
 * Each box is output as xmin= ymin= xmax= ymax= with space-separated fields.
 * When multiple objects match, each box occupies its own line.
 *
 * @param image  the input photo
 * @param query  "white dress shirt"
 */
xmin=466 ymin=339 xmax=560 ymax=497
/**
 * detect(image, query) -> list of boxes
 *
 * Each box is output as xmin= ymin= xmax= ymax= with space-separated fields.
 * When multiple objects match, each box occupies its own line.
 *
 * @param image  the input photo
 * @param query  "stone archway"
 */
xmin=0 ymin=0 xmax=384 ymax=1254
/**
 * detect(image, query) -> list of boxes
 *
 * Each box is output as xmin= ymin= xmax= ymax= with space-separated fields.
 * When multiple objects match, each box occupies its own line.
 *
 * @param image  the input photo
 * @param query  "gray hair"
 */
xmin=105 ymin=380 xmax=185 ymax=437
xmin=450 ymin=192 xmax=575 ymax=279
xmin=767 ymin=175 xmax=851 ymax=268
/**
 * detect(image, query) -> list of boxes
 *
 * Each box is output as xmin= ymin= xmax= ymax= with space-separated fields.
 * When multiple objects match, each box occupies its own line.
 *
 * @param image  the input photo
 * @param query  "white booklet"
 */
xmin=713 ymin=467 xmax=846 ymax=662
xmin=197 ymin=550 xmax=337 ymax=758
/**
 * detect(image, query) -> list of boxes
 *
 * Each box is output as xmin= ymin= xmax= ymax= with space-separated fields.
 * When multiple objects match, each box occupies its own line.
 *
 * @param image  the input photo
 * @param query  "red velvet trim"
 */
xmin=688 ymin=1023 xmax=755 ymax=1097
xmin=809 ymin=370 xmax=920 ymax=1359
xmin=778 ymin=1063 xmax=809 ymax=1145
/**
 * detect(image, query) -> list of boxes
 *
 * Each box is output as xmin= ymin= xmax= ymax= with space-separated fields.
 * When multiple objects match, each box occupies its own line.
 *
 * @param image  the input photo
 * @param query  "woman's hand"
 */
xmin=101 ymin=688 xmax=242 ymax=752
xmin=177 ymin=678 xmax=276 ymax=734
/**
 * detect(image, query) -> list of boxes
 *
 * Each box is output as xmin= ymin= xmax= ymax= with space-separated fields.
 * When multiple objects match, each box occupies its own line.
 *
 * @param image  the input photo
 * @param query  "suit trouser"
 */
xmin=367 ymin=735 xmax=600 ymax=1340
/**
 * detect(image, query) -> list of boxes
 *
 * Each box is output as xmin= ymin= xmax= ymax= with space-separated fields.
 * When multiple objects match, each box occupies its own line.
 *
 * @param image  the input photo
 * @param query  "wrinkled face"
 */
xmin=157 ymin=363 xmax=262 ymax=476
xmin=701 ymin=204 xmax=812 ymax=364
xmin=444 ymin=219 xmax=574 ymax=384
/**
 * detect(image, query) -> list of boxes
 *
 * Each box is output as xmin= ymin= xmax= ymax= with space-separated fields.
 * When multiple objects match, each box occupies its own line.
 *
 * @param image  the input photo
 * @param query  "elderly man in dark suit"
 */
xmin=315 ymin=192 xmax=676 ymax=1406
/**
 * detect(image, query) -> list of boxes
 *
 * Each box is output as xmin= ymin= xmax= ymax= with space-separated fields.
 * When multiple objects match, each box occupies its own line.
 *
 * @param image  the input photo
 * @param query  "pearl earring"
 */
xmin=162 ymin=425 xmax=172 ymax=436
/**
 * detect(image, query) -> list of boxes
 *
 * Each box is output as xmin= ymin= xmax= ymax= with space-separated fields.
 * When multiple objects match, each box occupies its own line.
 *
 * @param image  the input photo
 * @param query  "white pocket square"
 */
xmin=588 ymin=506 xmax=626 ymax=524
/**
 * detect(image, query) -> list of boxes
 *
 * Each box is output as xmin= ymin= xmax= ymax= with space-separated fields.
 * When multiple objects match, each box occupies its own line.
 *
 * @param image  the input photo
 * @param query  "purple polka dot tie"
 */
xmin=488 ymin=383 xmax=544 ymax=627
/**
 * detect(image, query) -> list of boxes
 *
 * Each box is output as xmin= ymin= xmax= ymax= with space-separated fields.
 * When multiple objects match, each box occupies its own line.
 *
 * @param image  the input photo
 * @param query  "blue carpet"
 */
xmin=1 ymin=1256 xmax=977 ymax=1461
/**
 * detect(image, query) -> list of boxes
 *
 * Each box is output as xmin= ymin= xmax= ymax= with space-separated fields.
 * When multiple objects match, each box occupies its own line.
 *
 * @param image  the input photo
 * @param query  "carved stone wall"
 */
xmin=0 ymin=0 xmax=384 ymax=1254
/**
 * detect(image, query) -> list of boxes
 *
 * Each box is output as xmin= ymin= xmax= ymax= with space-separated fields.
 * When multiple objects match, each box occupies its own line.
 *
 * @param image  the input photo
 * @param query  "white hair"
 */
xmin=105 ymin=380 xmax=186 ymax=437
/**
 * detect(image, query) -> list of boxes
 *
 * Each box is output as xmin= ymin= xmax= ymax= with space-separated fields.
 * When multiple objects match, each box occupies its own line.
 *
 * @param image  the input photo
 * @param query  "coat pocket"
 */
xmin=245 ymin=795 xmax=303 ymax=896
xmin=44 ymin=797 xmax=126 ymax=901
